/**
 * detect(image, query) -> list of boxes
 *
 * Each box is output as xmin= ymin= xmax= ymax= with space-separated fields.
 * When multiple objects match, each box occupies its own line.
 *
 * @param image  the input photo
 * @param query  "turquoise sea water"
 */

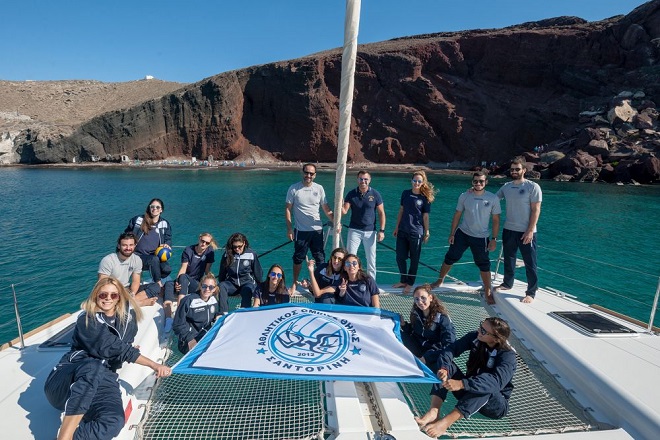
xmin=0 ymin=167 xmax=658 ymax=344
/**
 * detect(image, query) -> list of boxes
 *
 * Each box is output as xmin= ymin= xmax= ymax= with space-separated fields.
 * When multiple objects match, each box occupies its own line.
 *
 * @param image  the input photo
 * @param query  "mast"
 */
xmin=332 ymin=0 xmax=361 ymax=249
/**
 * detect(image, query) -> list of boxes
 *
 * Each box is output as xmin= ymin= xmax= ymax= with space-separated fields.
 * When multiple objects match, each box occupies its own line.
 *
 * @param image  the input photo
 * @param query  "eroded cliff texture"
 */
xmin=15 ymin=1 xmax=660 ymax=167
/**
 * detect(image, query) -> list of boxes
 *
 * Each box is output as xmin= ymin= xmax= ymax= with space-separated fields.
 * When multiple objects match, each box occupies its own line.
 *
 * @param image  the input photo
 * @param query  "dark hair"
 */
xmin=410 ymin=284 xmax=449 ymax=328
xmin=357 ymin=169 xmax=370 ymax=177
xmin=224 ymin=232 xmax=249 ymax=266
xmin=141 ymin=198 xmax=164 ymax=235
xmin=116 ymin=232 xmax=136 ymax=251
xmin=511 ymin=156 xmax=527 ymax=167
xmin=326 ymin=247 xmax=348 ymax=274
xmin=261 ymin=264 xmax=287 ymax=299
xmin=342 ymin=254 xmax=367 ymax=281
xmin=302 ymin=163 xmax=316 ymax=173
xmin=466 ymin=317 xmax=512 ymax=376
xmin=472 ymin=170 xmax=488 ymax=179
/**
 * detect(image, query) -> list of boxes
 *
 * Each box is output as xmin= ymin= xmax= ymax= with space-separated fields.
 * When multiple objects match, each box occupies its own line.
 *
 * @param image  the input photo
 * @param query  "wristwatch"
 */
xmin=379 ymin=229 xmax=385 ymax=233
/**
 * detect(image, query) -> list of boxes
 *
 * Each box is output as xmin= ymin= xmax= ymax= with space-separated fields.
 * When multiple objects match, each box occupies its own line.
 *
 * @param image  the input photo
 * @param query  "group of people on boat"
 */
xmin=44 ymin=157 xmax=540 ymax=438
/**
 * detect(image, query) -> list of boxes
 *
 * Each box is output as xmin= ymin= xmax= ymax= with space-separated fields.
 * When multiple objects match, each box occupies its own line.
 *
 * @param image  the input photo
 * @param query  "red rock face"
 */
xmin=17 ymin=1 xmax=660 ymax=169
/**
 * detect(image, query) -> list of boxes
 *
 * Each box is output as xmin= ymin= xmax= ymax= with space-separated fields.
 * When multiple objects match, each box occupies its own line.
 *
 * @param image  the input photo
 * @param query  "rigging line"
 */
xmin=537 ymin=267 xmax=653 ymax=308
xmin=257 ymin=240 xmax=293 ymax=259
xmin=538 ymin=245 xmax=658 ymax=278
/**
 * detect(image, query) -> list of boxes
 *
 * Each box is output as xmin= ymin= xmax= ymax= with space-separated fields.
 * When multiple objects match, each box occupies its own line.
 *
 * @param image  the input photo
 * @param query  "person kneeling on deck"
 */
xmin=430 ymin=171 xmax=500 ymax=304
xmin=217 ymin=233 xmax=263 ymax=313
xmin=416 ymin=317 xmax=516 ymax=438
xmin=173 ymin=273 xmax=221 ymax=354
xmin=44 ymin=277 xmax=171 ymax=440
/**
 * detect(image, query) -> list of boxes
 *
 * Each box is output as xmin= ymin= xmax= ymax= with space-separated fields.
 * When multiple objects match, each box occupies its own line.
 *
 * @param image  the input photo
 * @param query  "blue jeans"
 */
xmin=395 ymin=230 xmax=423 ymax=286
xmin=501 ymin=228 xmax=538 ymax=297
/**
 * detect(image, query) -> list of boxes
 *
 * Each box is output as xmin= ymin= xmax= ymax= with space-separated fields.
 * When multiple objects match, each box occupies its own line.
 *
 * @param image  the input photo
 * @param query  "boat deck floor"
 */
xmin=138 ymin=284 xmax=608 ymax=439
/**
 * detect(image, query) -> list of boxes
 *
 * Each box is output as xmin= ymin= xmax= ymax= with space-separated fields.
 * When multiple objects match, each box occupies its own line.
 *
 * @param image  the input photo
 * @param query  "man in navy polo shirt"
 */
xmin=342 ymin=170 xmax=386 ymax=281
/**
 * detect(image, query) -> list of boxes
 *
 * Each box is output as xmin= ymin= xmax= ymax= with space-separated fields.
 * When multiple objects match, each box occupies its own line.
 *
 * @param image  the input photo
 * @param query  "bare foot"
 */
xmin=138 ymin=297 xmax=158 ymax=307
xmin=485 ymin=291 xmax=495 ymax=305
xmin=429 ymin=279 xmax=443 ymax=289
xmin=521 ymin=295 xmax=534 ymax=303
xmin=424 ymin=418 xmax=450 ymax=437
xmin=495 ymin=283 xmax=511 ymax=290
xmin=402 ymin=285 xmax=413 ymax=295
xmin=414 ymin=408 xmax=438 ymax=427
xmin=392 ymin=282 xmax=406 ymax=288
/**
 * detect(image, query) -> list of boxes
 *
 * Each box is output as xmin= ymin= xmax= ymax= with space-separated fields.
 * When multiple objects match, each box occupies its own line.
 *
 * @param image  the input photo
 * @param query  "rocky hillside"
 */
xmin=3 ymin=1 xmax=659 ymax=182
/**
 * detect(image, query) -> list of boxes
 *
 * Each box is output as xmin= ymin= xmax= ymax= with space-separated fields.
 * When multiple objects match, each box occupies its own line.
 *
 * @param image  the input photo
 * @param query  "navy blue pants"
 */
xmin=501 ymin=228 xmax=538 ymax=297
xmin=177 ymin=274 xmax=200 ymax=297
xmin=219 ymin=280 xmax=257 ymax=312
xmin=138 ymin=253 xmax=171 ymax=283
xmin=44 ymin=356 xmax=124 ymax=440
xmin=395 ymin=231 xmax=423 ymax=286
xmin=430 ymin=361 xmax=509 ymax=420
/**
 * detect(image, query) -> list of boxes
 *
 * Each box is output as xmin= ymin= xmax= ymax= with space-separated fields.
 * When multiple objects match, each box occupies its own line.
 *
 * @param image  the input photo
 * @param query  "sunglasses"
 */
xmin=472 ymin=179 xmax=486 ymax=184
xmin=269 ymin=272 xmax=283 ymax=279
xmin=98 ymin=292 xmax=119 ymax=300
xmin=331 ymin=255 xmax=344 ymax=261
xmin=149 ymin=205 xmax=162 ymax=210
xmin=303 ymin=171 xmax=316 ymax=176
xmin=411 ymin=179 xmax=423 ymax=184
xmin=345 ymin=261 xmax=358 ymax=267
xmin=510 ymin=167 xmax=522 ymax=172
xmin=479 ymin=321 xmax=495 ymax=336
xmin=201 ymin=284 xmax=216 ymax=290
xmin=200 ymin=239 xmax=211 ymax=245
xmin=358 ymin=177 xmax=370 ymax=182
xmin=232 ymin=243 xmax=244 ymax=249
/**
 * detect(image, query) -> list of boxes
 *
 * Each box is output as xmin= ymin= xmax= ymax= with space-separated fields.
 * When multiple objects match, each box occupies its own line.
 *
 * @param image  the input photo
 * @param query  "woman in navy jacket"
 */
xmin=401 ymin=284 xmax=455 ymax=365
xmin=173 ymin=273 xmax=221 ymax=354
xmin=44 ymin=277 xmax=170 ymax=440
xmin=217 ymin=233 xmax=263 ymax=313
xmin=416 ymin=317 xmax=516 ymax=438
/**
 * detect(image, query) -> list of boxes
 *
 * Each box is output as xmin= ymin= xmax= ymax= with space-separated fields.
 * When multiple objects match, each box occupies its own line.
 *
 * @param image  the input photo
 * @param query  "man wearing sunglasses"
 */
xmin=495 ymin=156 xmax=542 ymax=303
xmin=430 ymin=171 xmax=500 ymax=304
xmin=341 ymin=170 xmax=386 ymax=281
xmin=285 ymin=163 xmax=334 ymax=294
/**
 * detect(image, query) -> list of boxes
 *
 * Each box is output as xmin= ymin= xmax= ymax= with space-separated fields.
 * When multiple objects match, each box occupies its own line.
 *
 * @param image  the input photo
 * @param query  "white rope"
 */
xmin=539 ymin=245 xmax=658 ymax=278
xmin=537 ymin=266 xmax=653 ymax=308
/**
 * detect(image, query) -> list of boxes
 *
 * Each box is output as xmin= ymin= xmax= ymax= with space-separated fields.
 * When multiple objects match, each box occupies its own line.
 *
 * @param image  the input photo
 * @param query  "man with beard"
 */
xmin=98 ymin=232 xmax=157 ymax=306
xmin=495 ymin=156 xmax=542 ymax=303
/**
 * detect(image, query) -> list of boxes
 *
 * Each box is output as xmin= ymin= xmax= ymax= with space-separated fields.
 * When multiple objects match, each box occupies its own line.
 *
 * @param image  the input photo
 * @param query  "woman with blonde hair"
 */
xmin=44 ymin=277 xmax=170 ymax=440
xmin=392 ymin=170 xmax=437 ymax=294
xmin=168 ymin=232 xmax=218 ymax=303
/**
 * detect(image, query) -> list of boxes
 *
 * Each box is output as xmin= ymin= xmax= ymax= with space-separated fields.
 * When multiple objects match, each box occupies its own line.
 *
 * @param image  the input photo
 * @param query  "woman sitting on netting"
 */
xmin=217 ymin=232 xmax=263 ymax=313
xmin=303 ymin=247 xmax=347 ymax=304
xmin=44 ymin=277 xmax=171 ymax=440
xmin=400 ymin=284 xmax=456 ymax=365
xmin=336 ymin=254 xmax=380 ymax=308
xmin=173 ymin=273 xmax=221 ymax=354
xmin=252 ymin=264 xmax=290 ymax=307
xmin=416 ymin=317 xmax=516 ymax=438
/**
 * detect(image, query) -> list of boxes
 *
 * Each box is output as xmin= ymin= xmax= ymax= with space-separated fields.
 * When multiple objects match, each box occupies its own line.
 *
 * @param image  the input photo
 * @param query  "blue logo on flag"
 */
xmin=269 ymin=313 xmax=350 ymax=365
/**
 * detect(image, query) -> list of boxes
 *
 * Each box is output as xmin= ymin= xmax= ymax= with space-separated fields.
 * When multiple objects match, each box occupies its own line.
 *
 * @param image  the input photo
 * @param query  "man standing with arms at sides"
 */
xmin=285 ymin=163 xmax=334 ymax=294
xmin=430 ymin=171 xmax=500 ymax=304
xmin=495 ymin=156 xmax=542 ymax=303
xmin=98 ymin=232 xmax=157 ymax=307
xmin=341 ymin=170 xmax=386 ymax=281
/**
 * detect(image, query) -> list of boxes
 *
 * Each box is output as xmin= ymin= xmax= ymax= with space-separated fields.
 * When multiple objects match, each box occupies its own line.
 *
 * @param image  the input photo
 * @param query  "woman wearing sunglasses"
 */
xmin=44 ymin=277 xmax=171 ymax=440
xmin=168 ymin=232 xmax=218 ymax=303
xmin=416 ymin=317 xmax=516 ymax=438
xmin=252 ymin=264 xmax=290 ymax=307
xmin=401 ymin=284 xmax=455 ymax=365
xmin=173 ymin=273 xmax=221 ymax=354
xmin=392 ymin=171 xmax=436 ymax=294
xmin=304 ymin=247 xmax=347 ymax=304
xmin=217 ymin=232 xmax=263 ymax=313
xmin=337 ymin=254 xmax=380 ymax=308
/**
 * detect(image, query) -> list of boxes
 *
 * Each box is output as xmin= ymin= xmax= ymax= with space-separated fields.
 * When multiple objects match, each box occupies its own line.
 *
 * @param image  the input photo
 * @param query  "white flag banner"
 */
xmin=173 ymin=303 xmax=439 ymax=383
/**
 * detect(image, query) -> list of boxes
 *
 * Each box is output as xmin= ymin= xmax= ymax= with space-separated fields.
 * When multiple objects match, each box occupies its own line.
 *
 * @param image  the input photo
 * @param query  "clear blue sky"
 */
xmin=1 ymin=0 xmax=649 ymax=83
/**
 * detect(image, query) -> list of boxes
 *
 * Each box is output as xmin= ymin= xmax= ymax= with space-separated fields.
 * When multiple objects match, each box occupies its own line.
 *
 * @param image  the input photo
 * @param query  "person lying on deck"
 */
xmin=416 ymin=317 xmax=516 ymax=438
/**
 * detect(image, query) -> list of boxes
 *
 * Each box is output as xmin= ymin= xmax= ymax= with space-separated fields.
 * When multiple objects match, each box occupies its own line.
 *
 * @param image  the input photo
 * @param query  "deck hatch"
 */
xmin=550 ymin=311 xmax=637 ymax=335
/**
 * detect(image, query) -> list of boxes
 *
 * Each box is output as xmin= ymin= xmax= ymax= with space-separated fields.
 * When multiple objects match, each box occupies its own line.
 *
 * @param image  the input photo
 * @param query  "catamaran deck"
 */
xmin=4 ymin=278 xmax=659 ymax=439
